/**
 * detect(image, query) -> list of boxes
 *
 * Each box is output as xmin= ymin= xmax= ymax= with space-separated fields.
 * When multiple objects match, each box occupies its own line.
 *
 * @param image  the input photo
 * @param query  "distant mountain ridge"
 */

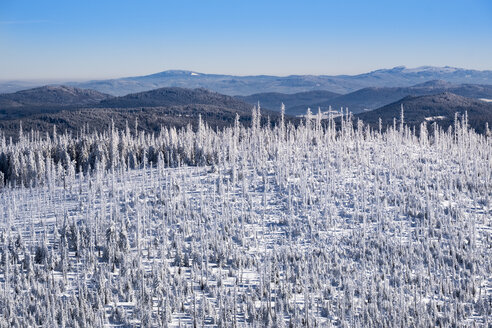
xmin=71 ymin=66 xmax=492 ymax=96
xmin=2 ymin=66 xmax=492 ymax=96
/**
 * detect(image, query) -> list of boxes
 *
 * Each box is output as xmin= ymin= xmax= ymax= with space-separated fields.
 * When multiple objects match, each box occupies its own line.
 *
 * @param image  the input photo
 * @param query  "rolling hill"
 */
xmin=0 ymin=87 xmax=282 ymax=140
xmin=235 ymin=90 xmax=341 ymax=112
xmin=1 ymin=84 xmax=491 ymax=140
xmin=287 ymin=80 xmax=492 ymax=115
xmin=355 ymin=92 xmax=492 ymax=133
xmin=0 ymin=85 xmax=113 ymax=120
xmin=0 ymin=85 xmax=112 ymax=108
xmin=99 ymin=87 xmax=253 ymax=111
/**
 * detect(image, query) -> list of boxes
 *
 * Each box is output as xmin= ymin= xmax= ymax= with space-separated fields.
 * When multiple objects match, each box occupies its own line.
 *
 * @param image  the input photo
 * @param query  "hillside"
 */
xmin=99 ymin=87 xmax=253 ymax=111
xmin=0 ymin=105 xmax=262 ymax=138
xmin=235 ymin=90 xmax=341 ymax=112
xmin=288 ymin=80 xmax=492 ymax=115
xmin=0 ymin=85 xmax=112 ymax=107
xmin=0 ymin=85 xmax=113 ymax=120
xmin=0 ymin=87 xmax=282 ymax=140
xmin=355 ymin=92 xmax=492 ymax=133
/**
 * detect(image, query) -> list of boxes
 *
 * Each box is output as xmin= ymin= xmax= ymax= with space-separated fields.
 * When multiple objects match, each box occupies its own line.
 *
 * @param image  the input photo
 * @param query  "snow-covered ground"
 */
xmin=424 ymin=115 xmax=446 ymax=121
xmin=297 ymin=110 xmax=343 ymax=119
xmin=0 ymin=113 xmax=491 ymax=327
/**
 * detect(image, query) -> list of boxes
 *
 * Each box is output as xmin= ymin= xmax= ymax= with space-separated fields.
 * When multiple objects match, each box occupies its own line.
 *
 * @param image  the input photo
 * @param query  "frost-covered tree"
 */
xmin=0 ymin=110 xmax=490 ymax=327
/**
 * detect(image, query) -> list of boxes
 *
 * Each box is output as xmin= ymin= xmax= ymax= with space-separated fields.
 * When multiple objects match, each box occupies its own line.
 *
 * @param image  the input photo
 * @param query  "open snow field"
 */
xmin=0 ymin=113 xmax=491 ymax=327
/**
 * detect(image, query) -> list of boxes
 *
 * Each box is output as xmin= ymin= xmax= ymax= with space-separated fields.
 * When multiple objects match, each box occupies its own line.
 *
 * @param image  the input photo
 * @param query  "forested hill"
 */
xmin=0 ymin=85 xmax=113 ymax=120
xmin=99 ymin=87 xmax=253 ymax=111
xmin=235 ymin=90 xmax=341 ymax=113
xmin=0 ymin=85 xmax=112 ymax=109
xmin=286 ymin=80 xmax=492 ymax=115
xmin=355 ymin=92 xmax=492 ymax=133
xmin=0 ymin=87 xmax=282 ymax=141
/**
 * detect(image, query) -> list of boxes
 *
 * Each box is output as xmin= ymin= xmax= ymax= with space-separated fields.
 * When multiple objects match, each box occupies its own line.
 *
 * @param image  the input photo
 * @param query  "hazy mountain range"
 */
xmin=2 ymin=66 xmax=492 ymax=96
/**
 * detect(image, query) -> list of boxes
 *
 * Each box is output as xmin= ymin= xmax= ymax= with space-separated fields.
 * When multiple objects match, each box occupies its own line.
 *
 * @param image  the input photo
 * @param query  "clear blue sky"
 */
xmin=1 ymin=0 xmax=491 ymax=80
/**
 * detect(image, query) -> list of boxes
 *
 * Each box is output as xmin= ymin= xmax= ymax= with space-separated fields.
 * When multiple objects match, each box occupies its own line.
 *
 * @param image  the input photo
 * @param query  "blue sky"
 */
xmin=0 ymin=0 xmax=491 ymax=80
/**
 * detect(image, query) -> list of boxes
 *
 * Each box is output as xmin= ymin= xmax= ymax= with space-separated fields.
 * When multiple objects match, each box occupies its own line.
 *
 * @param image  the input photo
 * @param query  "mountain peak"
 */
xmin=144 ymin=70 xmax=203 ymax=78
xmin=402 ymin=66 xmax=461 ymax=74
xmin=371 ymin=66 xmax=464 ymax=75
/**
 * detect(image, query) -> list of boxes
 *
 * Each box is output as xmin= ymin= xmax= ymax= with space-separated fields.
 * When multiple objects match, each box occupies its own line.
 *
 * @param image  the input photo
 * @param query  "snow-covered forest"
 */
xmin=0 ymin=107 xmax=490 ymax=327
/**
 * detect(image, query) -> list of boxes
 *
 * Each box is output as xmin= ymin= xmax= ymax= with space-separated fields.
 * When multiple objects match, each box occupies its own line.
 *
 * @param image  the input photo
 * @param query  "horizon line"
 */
xmin=1 ymin=65 xmax=492 ymax=83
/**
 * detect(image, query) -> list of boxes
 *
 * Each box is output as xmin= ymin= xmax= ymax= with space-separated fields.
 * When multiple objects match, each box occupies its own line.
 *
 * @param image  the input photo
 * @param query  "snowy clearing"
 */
xmin=424 ymin=116 xmax=446 ymax=121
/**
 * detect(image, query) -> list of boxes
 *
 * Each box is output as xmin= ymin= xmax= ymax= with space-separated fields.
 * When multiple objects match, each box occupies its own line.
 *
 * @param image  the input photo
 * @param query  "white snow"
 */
xmin=424 ymin=115 xmax=446 ymax=121
xmin=297 ymin=110 xmax=342 ymax=119
xmin=402 ymin=66 xmax=459 ymax=73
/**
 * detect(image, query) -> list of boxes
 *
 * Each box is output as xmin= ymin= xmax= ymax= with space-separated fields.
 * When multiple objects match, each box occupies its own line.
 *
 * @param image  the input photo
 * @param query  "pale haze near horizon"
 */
xmin=0 ymin=0 xmax=491 ymax=81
